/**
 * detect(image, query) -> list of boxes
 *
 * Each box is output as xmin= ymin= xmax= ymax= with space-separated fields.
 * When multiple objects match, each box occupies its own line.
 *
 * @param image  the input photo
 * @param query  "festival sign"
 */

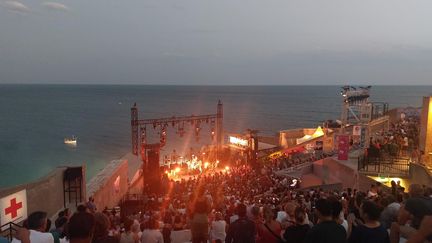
xmin=338 ymin=135 xmax=350 ymax=160
xmin=0 ymin=189 xmax=27 ymax=227
xmin=229 ymin=136 xmax=248 ymax=147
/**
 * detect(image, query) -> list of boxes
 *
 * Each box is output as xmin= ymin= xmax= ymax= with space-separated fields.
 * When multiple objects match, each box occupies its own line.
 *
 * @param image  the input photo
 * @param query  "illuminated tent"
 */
xmin=269 ymin=127 xmax=325 ymax=160
xmin=296 ymin=126 xmax=324 ymax=145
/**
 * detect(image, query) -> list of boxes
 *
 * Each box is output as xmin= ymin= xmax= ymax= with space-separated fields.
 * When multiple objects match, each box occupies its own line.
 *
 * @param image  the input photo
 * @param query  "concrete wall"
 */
xmin=280 ymin=129 xmax=305 ymax=147
xmin=0 ymin=156 xmax=140 ymax=222
xmin=0 ymin=166 xmax=84 ymax=221
xmin=419 ymin=96 xmax=432 ymax=166
xmin=87 ymin=159 xmax=129 ymax=210
xmin=410 ymin=163 xmax=432 ymax=186
xmin=310 ymin=157 xmax=380 ymax=192
xmin=301 ymin=183 xmax=343 ymax=192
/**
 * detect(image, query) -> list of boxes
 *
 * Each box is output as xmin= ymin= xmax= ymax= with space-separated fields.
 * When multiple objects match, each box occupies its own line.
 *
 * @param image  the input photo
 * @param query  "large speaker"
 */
xmin=147 ymin=150 xmax=160 ymax=171
xmin=145 ymin=150 xmax=161 ymax=193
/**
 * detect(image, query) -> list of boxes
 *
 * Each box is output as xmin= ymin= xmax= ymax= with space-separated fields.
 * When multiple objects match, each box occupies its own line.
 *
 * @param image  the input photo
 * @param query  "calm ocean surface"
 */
xmin=1 ymin=85 xmax=431 ymax=188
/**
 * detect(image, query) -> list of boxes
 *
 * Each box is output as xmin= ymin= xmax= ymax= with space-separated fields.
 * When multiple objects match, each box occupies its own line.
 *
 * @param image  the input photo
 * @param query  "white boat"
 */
xmin=64 ymin=136 xmax=77 ymax=145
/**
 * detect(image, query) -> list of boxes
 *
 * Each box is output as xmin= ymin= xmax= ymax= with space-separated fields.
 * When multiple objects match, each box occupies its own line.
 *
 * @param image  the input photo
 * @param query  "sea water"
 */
xmin=0 ymin=85 xmax=431 ymax=188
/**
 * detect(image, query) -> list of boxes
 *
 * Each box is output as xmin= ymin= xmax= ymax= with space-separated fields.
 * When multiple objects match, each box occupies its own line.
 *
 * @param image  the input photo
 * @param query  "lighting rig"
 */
xmin=131 ymin=101 xmax=224 ymax=164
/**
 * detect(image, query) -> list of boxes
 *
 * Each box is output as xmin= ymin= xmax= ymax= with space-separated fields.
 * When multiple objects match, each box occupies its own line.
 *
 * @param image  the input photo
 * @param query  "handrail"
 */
xmin=358 ymin=154 xmax=410 ymax=176
xmin=0 ymin=222 xmax=22 ymax=241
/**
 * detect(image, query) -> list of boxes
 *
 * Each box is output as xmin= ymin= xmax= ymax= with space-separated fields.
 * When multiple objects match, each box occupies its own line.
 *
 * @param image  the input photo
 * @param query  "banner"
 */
xmin=360 ymin=127 xmax=366 ymax=148
xmin=353 ymin=126 xmax=361 ymax=136
xmin=338 ymin=135 xmax=350 ymax=160
xmin=0 ymin=189 xmax=27 ymax=227
xmin=315 ymin=141 xmax=323 ymax=150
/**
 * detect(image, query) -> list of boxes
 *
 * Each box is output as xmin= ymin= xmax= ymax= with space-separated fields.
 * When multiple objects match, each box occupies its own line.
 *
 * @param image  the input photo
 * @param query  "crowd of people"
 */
xmin=367 ymin=116 xmax=420 ymax=161
xmin=4 ymin=159 xmax=432 ymax=243
xmin=270 ymin=151 xmax=333 ymax=171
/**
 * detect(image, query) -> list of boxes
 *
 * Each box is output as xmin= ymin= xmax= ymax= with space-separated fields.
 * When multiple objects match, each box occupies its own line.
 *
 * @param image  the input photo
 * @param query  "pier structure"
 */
xmin=340 ymin=86 xmax=389 ymax=148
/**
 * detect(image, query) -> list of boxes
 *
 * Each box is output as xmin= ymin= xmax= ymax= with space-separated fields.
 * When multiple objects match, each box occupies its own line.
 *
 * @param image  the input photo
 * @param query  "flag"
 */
xmin=338 ymin=135 xmax=350 ymax=160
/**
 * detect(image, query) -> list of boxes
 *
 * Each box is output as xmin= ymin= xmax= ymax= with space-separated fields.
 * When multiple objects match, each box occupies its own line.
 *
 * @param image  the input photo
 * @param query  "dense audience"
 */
xmin=6 ymin=152 xmax=432 ymax=243
xmin=7 ymin=170 xmax=432 ymax=243
xmin=271 ymin=151 xmax=333 ymax=171
xmin=367 ymin=116 xmax=420 ymax=162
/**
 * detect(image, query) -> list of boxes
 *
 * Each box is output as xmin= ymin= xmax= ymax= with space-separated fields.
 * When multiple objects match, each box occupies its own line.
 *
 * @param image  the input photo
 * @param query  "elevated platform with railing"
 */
xmin=358 ymin=155 xmax=410 ymax=177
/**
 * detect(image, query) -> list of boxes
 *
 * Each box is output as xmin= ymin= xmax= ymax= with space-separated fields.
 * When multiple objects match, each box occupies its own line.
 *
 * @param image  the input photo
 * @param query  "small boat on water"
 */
xmin=64 ymin=136 xmax=77 ymax=145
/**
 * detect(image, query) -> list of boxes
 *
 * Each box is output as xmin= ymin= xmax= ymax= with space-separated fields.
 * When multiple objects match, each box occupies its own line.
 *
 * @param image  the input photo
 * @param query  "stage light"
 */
xmin=225 ymin=166 xmax=230 ymax=171
xmin=160 ymin=126 xmax=167 ymax=146
xmin=195 ymin=124 xmax=201 ymax=141
xmin=175 ymin=167 xmax=180 ymax=173
xmin=211 ymin=128 xmax=215 ymax=140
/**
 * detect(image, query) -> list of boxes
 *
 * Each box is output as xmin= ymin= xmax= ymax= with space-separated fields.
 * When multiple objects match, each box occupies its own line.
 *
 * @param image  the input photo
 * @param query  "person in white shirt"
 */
xmin=12 ymin=211 xmax=54 ymax=243
xmin=15 ymin=211 xmax=95 ymax=243
xmin=141 ymin=218 xmax=164 ymax=243
xmin=211 ymin=212 xmax=227 ymax=242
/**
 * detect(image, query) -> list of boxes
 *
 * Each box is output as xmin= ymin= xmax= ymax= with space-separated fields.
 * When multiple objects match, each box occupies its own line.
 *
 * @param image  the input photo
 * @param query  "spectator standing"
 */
xmin=86 ymin=197 xmax=97 ymax=213
xmin=211 ymin=212 xmax=227 ymax=243
xmin=304 ymin=199 xmax=347 ymax=243
xmin=92 ymin=212 xmax=119 ymax=243
xmin=11 ymin=211 xmax=54 ymax=243
xmin=348 ymin=201 xmax=390 ymax=243
xmin=68 ymin=212 xmax=96 ymax=243
xmin=141 ymin=218 xmax=163 ymax=243
xmin=283 ymin=206 xmax=311 ymax=243
xmin=257 ymin=206 xmax=282 ymax=243
xmin=225 ymin=204 xmax=256 ymax=243
xmin=190 ymin=198 xmax=210 ymax=243
xmin=120 ymin=219 xmax=138 ymax=243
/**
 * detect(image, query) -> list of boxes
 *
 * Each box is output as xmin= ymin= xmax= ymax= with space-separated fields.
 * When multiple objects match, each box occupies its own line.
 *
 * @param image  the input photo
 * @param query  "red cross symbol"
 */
xmin=5 ymin=198 xmax=22 ymax=219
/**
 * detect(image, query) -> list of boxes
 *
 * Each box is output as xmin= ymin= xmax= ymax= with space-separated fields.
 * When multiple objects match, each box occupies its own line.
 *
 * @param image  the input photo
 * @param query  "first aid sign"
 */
xmin=0 ymin=189 xmax=27 ymax=226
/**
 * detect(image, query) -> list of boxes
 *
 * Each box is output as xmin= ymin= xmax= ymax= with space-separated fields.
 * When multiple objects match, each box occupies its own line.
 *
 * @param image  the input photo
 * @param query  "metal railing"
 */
xmin=0 ymin=222 xmax=21 ymax=241
xmin=358 ymin=155 xmax=410 ymax=177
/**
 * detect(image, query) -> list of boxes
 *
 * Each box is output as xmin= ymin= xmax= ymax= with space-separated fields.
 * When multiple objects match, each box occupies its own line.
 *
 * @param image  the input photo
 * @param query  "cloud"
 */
xmin=42 ymin=1 xmax=68 ymax=11
xmin=2 ymin=1 xmax=30 ymax=13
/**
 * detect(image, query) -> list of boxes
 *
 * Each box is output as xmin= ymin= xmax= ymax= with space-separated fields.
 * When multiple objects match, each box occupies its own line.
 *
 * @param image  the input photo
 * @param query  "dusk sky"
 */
xmin=1 ymin=0 xmax=431 ymax=85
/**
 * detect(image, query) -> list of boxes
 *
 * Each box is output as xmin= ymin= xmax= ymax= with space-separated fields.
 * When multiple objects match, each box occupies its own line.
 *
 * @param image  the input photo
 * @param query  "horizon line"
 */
xmin=1 ymin=83 xmax=432 ymax=86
